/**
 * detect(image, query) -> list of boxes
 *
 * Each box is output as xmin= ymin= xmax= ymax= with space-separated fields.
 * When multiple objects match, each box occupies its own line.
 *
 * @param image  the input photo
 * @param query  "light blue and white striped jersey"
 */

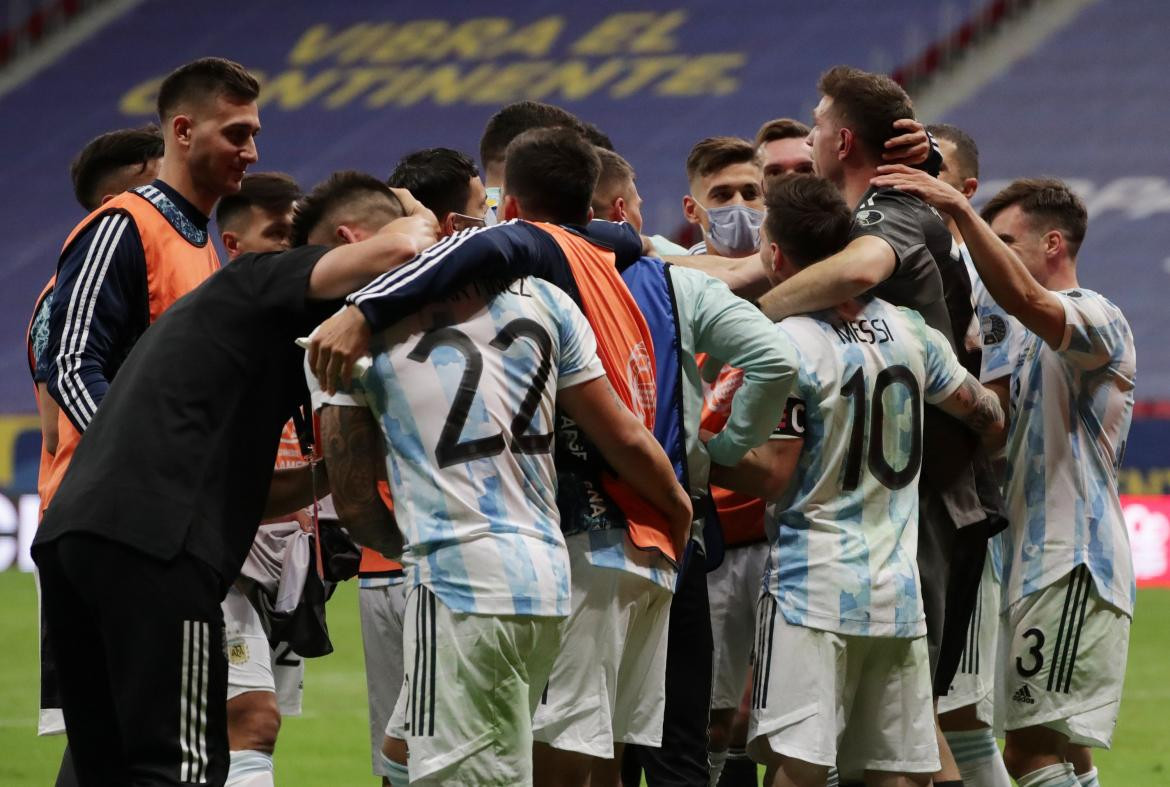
xmin=763 ymin=298 xmax=966 ymax=638
xmin=358 ymin=276 xmax=605 ymax=618
xmin=1000 ymin=289 xmax=1136 ymax=615
xmin=961 ymin=244 xmax=1026 ymax=384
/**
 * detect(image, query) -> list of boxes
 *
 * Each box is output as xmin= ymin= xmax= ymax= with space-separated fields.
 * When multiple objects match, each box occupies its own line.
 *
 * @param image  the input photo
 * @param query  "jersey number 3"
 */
xmin=409 ymin=318 xmax=554 ymax=468
xmin=839 ymin=365 xmax=922 ymax=491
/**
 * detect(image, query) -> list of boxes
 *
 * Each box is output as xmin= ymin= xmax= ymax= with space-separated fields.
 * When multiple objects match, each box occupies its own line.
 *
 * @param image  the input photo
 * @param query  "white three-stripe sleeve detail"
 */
xmin=55 ymin=214 xmax=130 ymax=428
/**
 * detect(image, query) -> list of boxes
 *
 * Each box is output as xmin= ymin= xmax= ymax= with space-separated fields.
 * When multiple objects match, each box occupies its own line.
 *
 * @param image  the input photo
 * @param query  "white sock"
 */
xmin=708 ymin=748 xmax=728 ymax=787
xmin=380 ymin=751 xmax=409 ymax=787
xmin=1076 ymin=767 xmax=1100 ymax=787
xmin=1018 ymin=762 xmax=1079 ymax=787
xmin=945 ymin=727 xmax=1012 ymax=787
xmin=226 ymin=750 xmax=274 ymax=787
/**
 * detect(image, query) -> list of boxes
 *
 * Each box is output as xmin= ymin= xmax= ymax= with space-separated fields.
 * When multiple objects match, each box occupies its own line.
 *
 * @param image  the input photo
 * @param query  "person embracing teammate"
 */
xmin=712 ymin=173 xmax=1006 ymax=787
xmin=871 ymin=167 xmax=1135 ymax=787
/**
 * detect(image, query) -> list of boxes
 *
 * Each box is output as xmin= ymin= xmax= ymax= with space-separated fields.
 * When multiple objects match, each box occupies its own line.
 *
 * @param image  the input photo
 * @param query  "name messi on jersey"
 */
xmin=833 ymin=318 xmax=894 ymax=346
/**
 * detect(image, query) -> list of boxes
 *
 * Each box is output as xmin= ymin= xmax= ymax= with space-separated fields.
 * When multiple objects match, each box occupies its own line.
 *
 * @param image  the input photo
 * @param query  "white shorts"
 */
xmin=709 ymin=542 xmax=769 ymax=710
xmin=388 ymin=585 xmax=561 ymax=785
xmin=222 ymin=586 xmax=304 ymax=717
xmin=532 ymin=535 xmax=673 ymax=758
xmin=938 ymin=549 xmax=1000 ymax=723
xmin=996 ymin=564 xmax=1130 ymax=748
xmin=359 ymin=579 xmax=408 ymax=776
xmin=748 ymin=594 xmax=940 ymax=780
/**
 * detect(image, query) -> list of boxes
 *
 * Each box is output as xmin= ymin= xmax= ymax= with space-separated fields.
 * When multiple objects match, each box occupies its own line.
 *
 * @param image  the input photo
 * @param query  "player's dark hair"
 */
xmin=592 ymin=147 xmax=636 ymax=214
xmin=818 ymin=65 xmax=914 ymax=161
xmin=926 ymin=123 xmax=979 ymax=180
xmin=685 ymin=136 xmax=758 ymax=183
xmin=479 ymin=100 xmax=588 ymax=169
xmin=754 ymin=117 xmax=811 ymax=148
xmin=580 ymin=121 xmax=615 ymax=151
xmin=215 ymin=172 xmax=302 ymax=230
xmin=980 ymin=178 xmax=1088 ymax=258
xmin=504 ymin=128 xmax=600 ymax=226
xmin=387 ymin=147 xmax=478 ymax=222
xmin=157 ymin=57 xmax=260 ymax=121
xmin=291 ymin=171 xmax=404 ymax=247
xmin=70 ymin=125 xmax=164 ymax=211
xmin=763 ymin=174 xmax=853 ymax=268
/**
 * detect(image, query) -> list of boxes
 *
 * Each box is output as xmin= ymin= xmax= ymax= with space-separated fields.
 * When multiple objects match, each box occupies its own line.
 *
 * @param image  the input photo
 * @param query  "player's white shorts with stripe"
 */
xmin=996 ymin=564 xmax=1130 ymax=748
xmin=939 ymin=549 xmax=1000 ymax=723
xmin=532 ymin=534 xmax=673 ymax=758
xmin=359 ymin=579 xmax=408 ymax=776
xmin=747 ymin=594 xmax=940 ymax=779
xmin=708 ymin=542 xmax=769 ymax=710
xmin=388 ymin=584 xmax=561 ymax=785
xmin=221 ymin=586 xmax=304 ymax=717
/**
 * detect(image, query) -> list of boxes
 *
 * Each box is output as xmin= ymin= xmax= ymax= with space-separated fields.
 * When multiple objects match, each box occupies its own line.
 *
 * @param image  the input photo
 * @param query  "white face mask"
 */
xmin=697 ymin=202 xmax=764 ymax=256
xmin=484 ymin=187 xmax=501 ymax=226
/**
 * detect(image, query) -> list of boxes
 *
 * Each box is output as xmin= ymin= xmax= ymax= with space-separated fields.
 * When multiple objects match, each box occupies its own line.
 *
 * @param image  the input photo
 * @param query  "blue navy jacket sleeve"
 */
xmin=347 ymin=222 xmax=557 ymax=332
xmin=582 ymin=220 xmax=643 ymax=269
xmin=46 ymin=213 xmax=147 ymax=432
xmin=911 ymin=130 xmax=942 ymax=177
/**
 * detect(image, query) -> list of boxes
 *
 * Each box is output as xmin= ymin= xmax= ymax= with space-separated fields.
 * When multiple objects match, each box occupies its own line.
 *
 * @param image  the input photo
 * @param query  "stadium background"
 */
xmin=0 ymin=0 xmax=1166 ymax=783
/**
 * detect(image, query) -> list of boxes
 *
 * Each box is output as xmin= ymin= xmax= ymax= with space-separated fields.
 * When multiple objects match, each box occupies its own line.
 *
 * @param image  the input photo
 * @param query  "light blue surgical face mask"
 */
xmin=699 ymin=203 xmax=764 ymax=256
xmin=484 ymin=187 xmax=501 ymax=226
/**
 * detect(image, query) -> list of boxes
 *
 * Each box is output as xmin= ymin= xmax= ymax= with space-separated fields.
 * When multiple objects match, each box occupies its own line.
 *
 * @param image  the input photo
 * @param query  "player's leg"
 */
xmin=1000 ymin=565 xmax=1129 ymax=787
xmin=748 ymin=594 xmax=843 ymax=787
xmin=609 ymin=572 xmax=673 ymax=785
xmin=940 ymin=547 xmax=1011 ymax=787
xmin=915 ymin=489 xmax=960 ymax=783
xmin=397 ymin=585 xmax=561 ymax=786
xmin=709 ymin=543 xmax=768 ymax=787
xmin=222 ymin=587 xmax=281 ymax=786
xmin=839 ymin=636 xmax=938 ymax=787
xmin=1066 ymin=745 xmax=1098 ymax=785
xmin=360 ymin=581 xmax=408 ymax=785
xmin=632 ymin=545 xmax=712 ymax=786
xmin=46 ymin=533 xmax=230 ymax=785
xmin=533 ymin=536 xmax=646 ymax=786
xmin=33 ymin=536 xmax=131 ymax=784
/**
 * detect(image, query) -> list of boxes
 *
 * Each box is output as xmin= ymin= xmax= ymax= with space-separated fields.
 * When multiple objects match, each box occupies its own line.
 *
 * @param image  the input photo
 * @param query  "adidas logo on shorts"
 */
xmin=1012 ymin=685 xmax=1036 ymax=704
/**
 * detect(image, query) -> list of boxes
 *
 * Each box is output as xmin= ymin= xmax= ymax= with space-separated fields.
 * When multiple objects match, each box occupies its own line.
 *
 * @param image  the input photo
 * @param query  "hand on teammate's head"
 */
xmin=378 ymin=210 xmax=441 ymax=257
xmin=870 ymin=164 xmax=967 ymax=215
xmin=883 ymin=118 xmax=931 ymax=165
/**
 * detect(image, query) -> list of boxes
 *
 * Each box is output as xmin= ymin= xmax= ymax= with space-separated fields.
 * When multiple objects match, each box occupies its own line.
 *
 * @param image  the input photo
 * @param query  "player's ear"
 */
xmin=221 ymin=232 xmax=239 ymax=257
xmin=442 ymin=212 xmax=458 ymax=238
xmin=612 ymin=196 xmax=628 ymax=224
xmin=1043 ymin=229 xmax=1063 ymax=259
xmin=336 ymin=225 xmax=359 ymax=245
xmin=961 ymin=177 xmax=979 ymax=200
xmin=500 ymin=194 xmax=520 ymax=222
xmin=171 ymin=114 xmax=194 ymax=149
xmin=838 ymin=127 xmax=853 ymax=161
xmin=586 ymin=205 xmax=594 ymax=223
xmin=682 ymin=194 xmax=701 ymax=225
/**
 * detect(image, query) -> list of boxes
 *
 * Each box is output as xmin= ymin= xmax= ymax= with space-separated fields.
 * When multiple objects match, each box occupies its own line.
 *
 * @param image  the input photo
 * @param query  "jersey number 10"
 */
xmin=409 ymin=318 xmax=554 ymax=468
xmin=839 ymin=364 xmax=922 ymax=491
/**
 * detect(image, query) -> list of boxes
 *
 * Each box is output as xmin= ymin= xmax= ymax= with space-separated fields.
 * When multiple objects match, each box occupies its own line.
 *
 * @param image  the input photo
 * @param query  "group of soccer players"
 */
xmin=24 ymin=55 xmax=1134 ymax=787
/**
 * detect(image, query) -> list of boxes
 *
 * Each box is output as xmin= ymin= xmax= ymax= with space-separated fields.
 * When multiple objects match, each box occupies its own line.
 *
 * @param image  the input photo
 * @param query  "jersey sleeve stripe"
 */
xmin=349 ymin=224 xmax=497 ymax=304
xmin=56 ymin=214 xmax=129 ymax=429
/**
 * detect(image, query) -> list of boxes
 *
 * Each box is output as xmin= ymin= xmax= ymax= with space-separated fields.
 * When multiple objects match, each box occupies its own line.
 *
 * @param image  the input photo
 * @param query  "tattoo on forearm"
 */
xmin=956 ymin=376 xmax=1004 ymax=434
xmin=319 ymin=406 xmax=400 ymax=556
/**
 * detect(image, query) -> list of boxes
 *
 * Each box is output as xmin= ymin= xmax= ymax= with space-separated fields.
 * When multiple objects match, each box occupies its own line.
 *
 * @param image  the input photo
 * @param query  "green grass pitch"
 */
xmin=1 ymin=572 xmax=1166 ymax=784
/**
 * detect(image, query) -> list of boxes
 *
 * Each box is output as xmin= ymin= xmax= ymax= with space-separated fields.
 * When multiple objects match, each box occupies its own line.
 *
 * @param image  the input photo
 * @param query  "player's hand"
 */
xmin=309 ymin=305 xmax=372 ymax=394
xmin=389 ymin=186 xmax=424 ymax=217
xmin=871 ymin=164 xmax=967 ymax=216
xmin=379 ymin=211 xmax=440 ymax=258
xmin=883 ymin=118 xmax=930 ymax=164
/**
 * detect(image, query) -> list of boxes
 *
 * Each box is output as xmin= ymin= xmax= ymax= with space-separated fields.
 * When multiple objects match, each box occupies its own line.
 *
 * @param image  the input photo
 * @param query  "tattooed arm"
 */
xmin=935 ymin=371 xmax=1007 ymax=450
xmin=318 ymin=403 xmax=403 ymax=558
